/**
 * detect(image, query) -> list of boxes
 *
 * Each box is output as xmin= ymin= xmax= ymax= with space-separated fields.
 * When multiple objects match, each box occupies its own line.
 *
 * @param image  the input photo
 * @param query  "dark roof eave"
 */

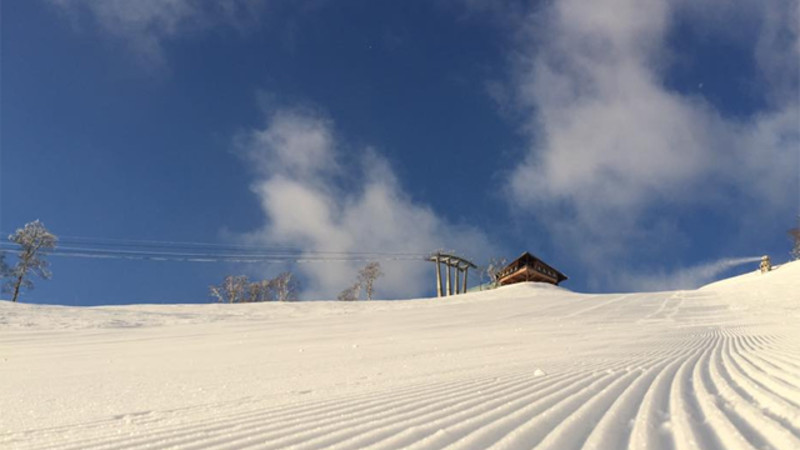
xmin=503 ymin=251 xmax=568 ymax=283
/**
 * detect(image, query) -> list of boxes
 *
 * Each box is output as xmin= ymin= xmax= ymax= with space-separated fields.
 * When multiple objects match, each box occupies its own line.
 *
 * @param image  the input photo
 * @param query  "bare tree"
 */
xmin=209 ymin=275 xmax=249 ymax=303
xmin=357 ymin=261 xmax=383 ymax=300
xmin=337 ymin=283 xmax=360 ymax=301
xmin=3 ymin=220 xmax=58 ymax=303
xmin=272 ymin=272 xmax=298 ymax=301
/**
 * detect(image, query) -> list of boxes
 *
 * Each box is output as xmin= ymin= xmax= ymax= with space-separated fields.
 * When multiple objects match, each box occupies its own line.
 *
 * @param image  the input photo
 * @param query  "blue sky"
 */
xmin=2 ymin=0 xmax=798 ymax=304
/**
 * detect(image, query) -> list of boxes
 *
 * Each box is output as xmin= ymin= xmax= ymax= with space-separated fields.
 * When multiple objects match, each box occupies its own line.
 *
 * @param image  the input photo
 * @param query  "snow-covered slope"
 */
xmin=2 ymin=261 xmax=799 ymax=449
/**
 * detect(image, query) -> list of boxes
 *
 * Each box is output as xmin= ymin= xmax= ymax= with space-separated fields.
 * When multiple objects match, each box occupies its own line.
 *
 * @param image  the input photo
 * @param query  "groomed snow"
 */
xmin=2 ymin=261 xmax=799 ymax=449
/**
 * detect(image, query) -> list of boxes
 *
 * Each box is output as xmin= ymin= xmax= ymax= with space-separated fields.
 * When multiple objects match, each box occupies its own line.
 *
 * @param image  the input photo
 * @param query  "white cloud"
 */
xmin=235 ymin=108 xmax=494 ymax=299
xmin=502 ymin=0 xmax=799 ymax=282
xmin=618 ymin=256 xmax=763 ymax=292
xmin=47 ymin=0 xmax=269 ymax=68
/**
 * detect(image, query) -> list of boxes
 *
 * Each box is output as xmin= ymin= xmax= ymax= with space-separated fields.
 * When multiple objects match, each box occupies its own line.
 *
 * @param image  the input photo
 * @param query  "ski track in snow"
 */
xmin=1 ymin=263 xmax=799 ymax=449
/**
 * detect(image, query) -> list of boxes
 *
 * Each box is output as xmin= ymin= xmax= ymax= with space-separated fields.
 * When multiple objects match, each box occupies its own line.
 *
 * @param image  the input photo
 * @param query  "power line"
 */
xmin=0 ymin=233 xmax=428 ymax=256
xmin=0 ymin=234 xmax=430 ymax=264
xmin=2 ymin=250 xmax=423 ymax=264
xmin=0 ymin=231 xmax=422 ymax=256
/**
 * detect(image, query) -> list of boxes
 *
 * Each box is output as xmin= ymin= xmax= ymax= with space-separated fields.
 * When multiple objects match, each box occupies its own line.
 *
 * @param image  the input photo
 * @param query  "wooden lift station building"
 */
xmin=496 ymin=252 xmax=568 ymax=286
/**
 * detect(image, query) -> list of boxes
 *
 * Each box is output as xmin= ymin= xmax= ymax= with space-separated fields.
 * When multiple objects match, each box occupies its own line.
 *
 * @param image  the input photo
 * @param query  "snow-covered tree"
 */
xmin=212 ymin=273 xmax=298 ymax=303
xmin=210 ymin=275 xmax=249 ymax=303
xmin=485 ymin=257 xmax=507 ymax=288
xmin=0 ymin=252 xmax=9 ymax=279
xmin=272 ymin=272 xmax=298 ymax=301
xmin=246 ymin=279 xmax=274 ymax=302
xmin=790 ymin=218 xmax=800 ymax=261
xmin=3 ymin=220 xmax=58 ymax=303
xmin=337 ymin=283 xmax=360 ymax=301
xmin=357 ymin=262 xmax=382 ymax=300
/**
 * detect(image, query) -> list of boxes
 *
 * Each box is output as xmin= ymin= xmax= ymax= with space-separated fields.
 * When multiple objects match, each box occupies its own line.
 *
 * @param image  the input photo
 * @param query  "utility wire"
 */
xmin=2 ymin=250 xmax=423 ymax=264
xmin=0 ymin=233 xmax=429 ymax=256
xmin=0 ymin=234 xmax=430 ymax=264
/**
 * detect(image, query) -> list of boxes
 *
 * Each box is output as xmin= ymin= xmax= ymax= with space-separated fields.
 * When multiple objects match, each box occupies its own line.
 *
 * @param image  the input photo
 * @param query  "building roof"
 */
xmin=498 ymin=251 xmax=568 ymax=285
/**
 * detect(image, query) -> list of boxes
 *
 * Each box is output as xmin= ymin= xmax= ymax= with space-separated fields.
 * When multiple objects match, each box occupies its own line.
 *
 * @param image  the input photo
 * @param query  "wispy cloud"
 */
xmin=497 ymin=0 xmax=799 ymax=286
xmin=234 ymin=106 xmax=494 ymax=299
xmin=46 ymin=0 xmax=270 ymax=69
xmin=619 ymin=256 xmax=763 ymax=291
